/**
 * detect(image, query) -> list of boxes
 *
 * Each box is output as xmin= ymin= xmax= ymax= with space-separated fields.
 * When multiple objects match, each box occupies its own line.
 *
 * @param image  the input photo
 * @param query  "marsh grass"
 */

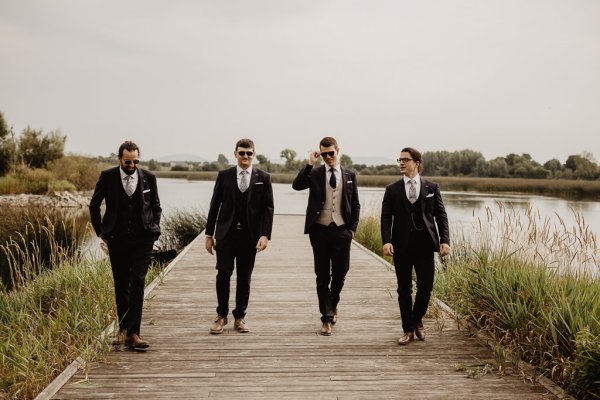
xmin=0 ymin=258 xmax=114 ymax=399
xmin=156 ymin=208 xmax=207 ymax=252
xmin=0 ymin=205 xmax=194 ymax=399
xmin=0 ymin=207 xmax=89 ymax=290
xmin=354 ymin=202 xmax=600 ymax=399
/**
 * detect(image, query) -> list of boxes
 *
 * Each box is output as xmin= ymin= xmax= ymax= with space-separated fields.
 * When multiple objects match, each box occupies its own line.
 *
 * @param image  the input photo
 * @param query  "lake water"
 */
xmin=157 ymin=178 xmax=600 ymax=236
xmin=157 ymin=177 xmax=600 ymax=276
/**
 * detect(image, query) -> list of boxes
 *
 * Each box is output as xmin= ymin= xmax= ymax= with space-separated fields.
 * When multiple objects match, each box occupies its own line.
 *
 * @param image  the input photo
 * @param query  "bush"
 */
xmin=48 ymin=155 xmax=102 ymax=190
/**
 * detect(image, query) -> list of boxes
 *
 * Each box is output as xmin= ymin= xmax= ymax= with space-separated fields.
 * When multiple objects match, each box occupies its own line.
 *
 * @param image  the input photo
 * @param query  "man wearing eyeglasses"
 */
xmin=89 ymin=140 xmax=162 ymax=351
xmin=380 ymin=147 xmax=450 ymax=346
xmin=292 ymin=136 xmax=360 ymax=336
xmin=205 ymin=139 xmax=274 ymax=334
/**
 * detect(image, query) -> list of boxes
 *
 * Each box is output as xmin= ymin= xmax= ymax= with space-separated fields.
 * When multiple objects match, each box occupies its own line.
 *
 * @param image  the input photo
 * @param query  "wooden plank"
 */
xmin=49 ymin=215 xmax=559 ymax=399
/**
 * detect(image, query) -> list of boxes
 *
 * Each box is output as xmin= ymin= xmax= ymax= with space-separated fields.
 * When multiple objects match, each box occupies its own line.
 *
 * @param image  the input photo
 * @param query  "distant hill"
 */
xmin=352 ymin=156 xmax=396 ymax=166
xmin=156 ymin=154 xmax=206 ymax=162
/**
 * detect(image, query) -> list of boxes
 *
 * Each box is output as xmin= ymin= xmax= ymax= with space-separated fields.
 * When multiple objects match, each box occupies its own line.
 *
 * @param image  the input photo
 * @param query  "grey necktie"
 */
xmin=239 ymin=170 xmax=248 ymax=192
xmin=408 ymin=179 xmax=417 ymax=204
xmin=124 ymin=175 xmax=134 ymax=196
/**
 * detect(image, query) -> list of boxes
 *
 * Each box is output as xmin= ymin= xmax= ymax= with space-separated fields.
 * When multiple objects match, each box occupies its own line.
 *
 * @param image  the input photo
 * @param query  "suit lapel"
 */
xmin=399 ymin=179 xmax=412 ymax=213
xmin=317 ymin=165 xmax=326 ymax=198
xmin=419 ymin=178 xmax=429 ymax=205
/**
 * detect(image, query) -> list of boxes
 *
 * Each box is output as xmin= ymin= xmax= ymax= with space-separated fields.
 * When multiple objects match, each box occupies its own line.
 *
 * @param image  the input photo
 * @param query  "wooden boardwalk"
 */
xmin=52 ymin=215 xmax=556 ymax=399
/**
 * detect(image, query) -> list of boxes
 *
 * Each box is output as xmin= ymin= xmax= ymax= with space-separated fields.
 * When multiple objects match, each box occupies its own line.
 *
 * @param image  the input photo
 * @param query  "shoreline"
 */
xmin=0 ymin=191 xmax=91 ymax=208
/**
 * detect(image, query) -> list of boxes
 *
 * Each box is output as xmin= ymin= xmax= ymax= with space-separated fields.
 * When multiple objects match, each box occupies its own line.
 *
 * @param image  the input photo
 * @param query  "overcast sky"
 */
xmin=1 ymin=0 xmax=599 ymax=164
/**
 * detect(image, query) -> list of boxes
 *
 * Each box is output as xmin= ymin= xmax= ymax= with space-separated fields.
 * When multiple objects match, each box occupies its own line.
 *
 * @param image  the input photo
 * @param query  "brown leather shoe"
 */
xmin=415 ymin=322 xmax=426 ymax=341
xmin=125 ymin=333 xmax=150 ymax=350
xmin=398 ymin=332 xmax=414 ymax=345
xmin=331 ymin=308 xmax=338 ymax=325
xmin=210 ymin=315 xmax=228 ymax=334
xmin=111 ymin=329 xmax=127 ymax=346
xmin=234 ymin=318 xmax=250 ymax=333
xmin=320 ymin=322 xmax=332 ymax=336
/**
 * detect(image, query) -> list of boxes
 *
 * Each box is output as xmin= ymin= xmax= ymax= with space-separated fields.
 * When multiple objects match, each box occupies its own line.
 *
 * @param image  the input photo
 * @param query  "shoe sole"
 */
xmin=210 ymin=329 xmax=224 ymax=334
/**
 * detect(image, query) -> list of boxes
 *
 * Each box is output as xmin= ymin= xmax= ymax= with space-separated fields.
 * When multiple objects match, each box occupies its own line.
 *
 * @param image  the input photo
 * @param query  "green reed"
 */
xmin=0 ymin=206 xmax=200 ymax=399
xmin=156 ymin=207 xmax=207 ymax=252
xmin=355 ymin=203 xmax=599 ymax=399
xmin=0 ymin=207 xmax=89 ymax=290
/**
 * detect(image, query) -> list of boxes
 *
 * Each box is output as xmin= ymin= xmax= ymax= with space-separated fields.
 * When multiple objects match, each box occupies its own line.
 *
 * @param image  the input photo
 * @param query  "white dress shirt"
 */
xmin=403 ymin=174 xmax=420 ymax=202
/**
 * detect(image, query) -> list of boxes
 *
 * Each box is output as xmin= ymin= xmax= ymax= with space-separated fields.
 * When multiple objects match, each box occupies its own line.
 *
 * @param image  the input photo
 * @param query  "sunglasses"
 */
xmin=321 ymin=151 xmax=336 ymax=158
xmin=397 ymin=157 xmax=413 ymax=163
xmin=123 ymin=160 xmax=140 ymax=165
xmin=238 ymin=151 xmax=254 ymax=157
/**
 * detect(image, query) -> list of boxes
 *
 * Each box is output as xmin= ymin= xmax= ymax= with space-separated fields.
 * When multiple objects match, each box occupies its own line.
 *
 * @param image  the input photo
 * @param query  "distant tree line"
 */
xmin=3 ymin=109 xmax=599 ymax=190
xmin=160 ymin=146 xmax=600 ymax=181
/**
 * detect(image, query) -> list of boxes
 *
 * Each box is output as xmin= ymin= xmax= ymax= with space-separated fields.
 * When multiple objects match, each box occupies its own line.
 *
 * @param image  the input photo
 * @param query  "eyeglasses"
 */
xmin=123 ymin=160 xmax=140 ymax=165
xmin=238 ymin=151 xmax=254 ymax=157
xmin=397 ymin=157 xmax=413 ymax=163
xmin=321 ymin=151 xmax=336 ymax=158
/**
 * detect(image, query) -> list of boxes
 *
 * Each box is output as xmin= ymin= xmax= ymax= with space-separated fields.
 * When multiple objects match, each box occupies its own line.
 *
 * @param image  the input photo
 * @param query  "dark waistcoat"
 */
xmin=114 ymin=186 xmax=145 ymax=236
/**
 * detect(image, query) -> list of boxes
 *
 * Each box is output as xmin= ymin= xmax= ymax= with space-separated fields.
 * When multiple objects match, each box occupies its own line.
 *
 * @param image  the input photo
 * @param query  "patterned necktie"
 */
xmin=124 ymin=175 xmax=134 ymax=196
xmin=239 ymin=170 xmax=248 ymax=192
xmin=408 ymin=179 xmax=417 ymax=204
xmin=329 ymin=168 xmax=336 ymax=189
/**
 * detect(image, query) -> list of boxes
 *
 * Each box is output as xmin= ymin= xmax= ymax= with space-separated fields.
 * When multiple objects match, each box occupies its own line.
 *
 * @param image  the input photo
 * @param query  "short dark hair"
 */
xmin=235 ymin=138 xmax=254 ymax=151
xmin=401 ymin=147 xmax=423 ymax=173
xmin=319 ymin=136 xmax=338 ymax=148
xmin=118 ymin=141 xmax=140 ymax=158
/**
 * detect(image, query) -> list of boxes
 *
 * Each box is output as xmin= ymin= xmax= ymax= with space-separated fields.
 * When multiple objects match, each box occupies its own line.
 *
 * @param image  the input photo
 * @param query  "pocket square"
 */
xmin=255 ymin=182 xmax=264 ymax=185
xmin=143 ymin=189 xmax=151 ymax=194
xmin=426 ymin=193 xmax=434 ymax=198
xmin=346 ymin=180 xmax=353 ymax=184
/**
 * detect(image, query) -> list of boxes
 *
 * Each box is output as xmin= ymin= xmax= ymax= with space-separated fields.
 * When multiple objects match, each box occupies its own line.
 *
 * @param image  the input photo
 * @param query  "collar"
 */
xmin=327 ymin=163 xmax=341 ymax=174
xmin=403 ymin=174 xmax=420 ymax=184
xmin=237 ymin=165 xmax=253 ymax=176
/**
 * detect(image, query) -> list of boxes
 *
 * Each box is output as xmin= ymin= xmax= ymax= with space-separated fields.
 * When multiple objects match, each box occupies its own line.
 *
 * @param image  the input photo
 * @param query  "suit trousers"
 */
xmin=392 ymin=235 xmax=435 ymax=333
xmin=215 ymin=228 xmax=257 ymax=319
xmin=309 ymin=224 xmax=353 ymax=323
xmin=107 ymin=234 xmax=154 ymax=335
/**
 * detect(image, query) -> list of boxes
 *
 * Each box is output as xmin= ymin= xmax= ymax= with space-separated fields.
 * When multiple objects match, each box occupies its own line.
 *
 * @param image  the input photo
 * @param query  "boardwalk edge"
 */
xmin=34 ymin=232 xmax=205 ymax=400
xmin=350 ymin=239 xmax=575 ymax=400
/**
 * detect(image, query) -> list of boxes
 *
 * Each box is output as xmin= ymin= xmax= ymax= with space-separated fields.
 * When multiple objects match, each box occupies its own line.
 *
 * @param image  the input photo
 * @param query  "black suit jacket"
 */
xmin=205 ymin=167 xmax=274 ymax=244
xmin=292 ymin=164 xmax=360 ymax=234
xmin=89 ymin=166 xmax=162 ymax=238
xmin=380 ymin=177 xmax=449 ymax=252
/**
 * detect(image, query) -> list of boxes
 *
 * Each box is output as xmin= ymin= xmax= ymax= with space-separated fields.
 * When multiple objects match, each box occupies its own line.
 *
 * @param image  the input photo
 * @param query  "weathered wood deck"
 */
xmin=52 ymin=215 xmax=556 ymax=399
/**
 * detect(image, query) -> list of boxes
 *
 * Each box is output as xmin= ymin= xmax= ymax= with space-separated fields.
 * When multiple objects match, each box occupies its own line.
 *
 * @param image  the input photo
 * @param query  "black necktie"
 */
xmin=329 ymin=168 xmax=336 ymax=189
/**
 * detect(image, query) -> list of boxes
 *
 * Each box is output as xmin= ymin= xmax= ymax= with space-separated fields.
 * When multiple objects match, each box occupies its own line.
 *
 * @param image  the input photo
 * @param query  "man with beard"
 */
xmin=89 ymin=140 xmax=162 ymax=350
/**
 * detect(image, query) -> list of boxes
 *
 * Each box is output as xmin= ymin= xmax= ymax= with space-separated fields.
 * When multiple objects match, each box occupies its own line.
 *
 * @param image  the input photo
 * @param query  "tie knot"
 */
xmin=240 ymin=170 xmax=246 ymax=175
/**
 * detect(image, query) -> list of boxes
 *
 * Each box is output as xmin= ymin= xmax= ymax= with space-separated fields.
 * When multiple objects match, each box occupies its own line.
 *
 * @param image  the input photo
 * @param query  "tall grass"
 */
xmin=156 ymin=208 xmax=207 ymax=252
xmin=354 ymin=203 xmax=600 ymax=399
xmin=0 ymin=258 xmax=114 ymax=399
xmin=0 ymin=207 xmax=205 ymax=399
xmin=0 ymin=207 xmax=89 ymax=290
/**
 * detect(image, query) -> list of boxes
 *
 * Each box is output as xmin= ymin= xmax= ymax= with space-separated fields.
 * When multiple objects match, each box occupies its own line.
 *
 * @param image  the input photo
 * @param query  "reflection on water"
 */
xmin=156 ymin=178 xmax=600 ymax=241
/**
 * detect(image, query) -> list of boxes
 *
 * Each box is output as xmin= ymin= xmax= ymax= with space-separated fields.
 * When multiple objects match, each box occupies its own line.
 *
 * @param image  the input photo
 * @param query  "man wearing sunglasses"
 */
xmin=292 ymin=136 xmax=360 ymax=336
xmin=380 ymin=147 xmax=450 ymax=346
xmin=205 ymin=139 xmax=274 ymax=334
xmin=89 ymin=140 xmax=162 ymax=350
